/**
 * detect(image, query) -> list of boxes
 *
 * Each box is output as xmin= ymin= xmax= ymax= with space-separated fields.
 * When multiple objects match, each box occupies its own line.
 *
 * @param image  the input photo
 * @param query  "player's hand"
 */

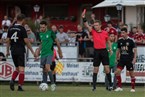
xmin=34 ymin=57 xmax=39 ymax=61
xmin=81 ymin=9 xmax=86 ymax=18
xmin=109 ymin=50 xmax=113 ymax=56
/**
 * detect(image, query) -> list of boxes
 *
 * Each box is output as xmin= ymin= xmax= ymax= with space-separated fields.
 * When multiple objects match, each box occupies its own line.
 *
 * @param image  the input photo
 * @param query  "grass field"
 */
xmin=0 ymin=84 xmax=145 ymax=97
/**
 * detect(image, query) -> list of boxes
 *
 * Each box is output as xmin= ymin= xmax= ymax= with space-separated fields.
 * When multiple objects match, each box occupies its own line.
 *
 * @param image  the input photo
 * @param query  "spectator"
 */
xmin=129 ymin=27 xmax=137 ymax=38
xmin=76 ymin=25 xmax=89 ymax=60
xmin=1 ymin=26 xmax=9 ymax=45
xmin=85 ymin=30 xmax=94 ymax=59
xmin=26 ymin=27 xmax=37 ymax=45
xmin=56 ymin=25 xmax=69 ymax=45
xmin=134 ymin=28 xmax=145 ymax=45
xmin=2 ymin=15 xmax=11 ymax=28
xmin=104 ymin=21 xmax=118 ymax=42
xmin=90 ymin=13 xmax=97 ymax=25
xmin=51 ymin=25 xmax=58 ymax=34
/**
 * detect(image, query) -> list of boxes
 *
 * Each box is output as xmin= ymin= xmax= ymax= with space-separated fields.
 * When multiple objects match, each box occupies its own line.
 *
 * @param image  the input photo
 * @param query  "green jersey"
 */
xmin=39 ymin=30 xmax=56 ymax=58
xmin=107 ymin=42 xmax=118 ymax=67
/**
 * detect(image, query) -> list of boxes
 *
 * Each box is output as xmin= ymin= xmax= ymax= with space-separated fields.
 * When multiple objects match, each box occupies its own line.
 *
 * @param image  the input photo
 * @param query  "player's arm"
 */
xmin=24 ymin=38 xmax=36 ymax=57
xmin=81 ymin=9 xmax=92 ymax=32
xmin=132 ymin=40 xmax=137 ymax=64
xmin=132 ymin=47 xmax=137 ymax=64
xmin=6 ymin=38 xmax=10 ymax=57
xmin=116 ymin=48 xmax=120 ymax=61
xmin=55 ymin=38 xmax=63 ymax=59
xmin=107 ymin=38 xmax=113 ymax=55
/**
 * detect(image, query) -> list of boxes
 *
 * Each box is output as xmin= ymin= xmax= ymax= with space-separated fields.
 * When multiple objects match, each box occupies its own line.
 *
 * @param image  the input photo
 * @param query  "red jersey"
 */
xmin=91 ymin=29 xmax=108 ymax=49
xmin=133 ymin=33 xmax=144 ymax=41
xmin=104 ymin=27 xmax=117 ymax=35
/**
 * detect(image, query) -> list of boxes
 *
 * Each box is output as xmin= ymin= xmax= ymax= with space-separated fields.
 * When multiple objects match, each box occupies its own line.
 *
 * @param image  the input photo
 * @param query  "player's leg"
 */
xmin=112 ymin=65 xmax=117 ymax=89
xmin=10 ymin=54 xmax=19 ymax=91
xmin=104 ymin=65 xmax=112 ymax=90
xmin=102 ymin=49 xmax=112 ymax=90
xmin=17 ymin=54 xmax=25 ymax=91
xmin=40 ymin=57 xmax=48 ymax=83
xmin=45 ymin=55 xmax=56 ymax=91
xmin=18 ymin=66 xmax=25 ymax=91
xmin=126 ymin=62 xmax=135 ymax=92
xmin=51 ymin=61 xmax=56 ymax=84
xmin=129 ymin=71 xmax=135 ymax=92
xmin=114 ymin=62 xmax=124 ymax=91
xmin=92 ymin=49 xmax=100 ymax=91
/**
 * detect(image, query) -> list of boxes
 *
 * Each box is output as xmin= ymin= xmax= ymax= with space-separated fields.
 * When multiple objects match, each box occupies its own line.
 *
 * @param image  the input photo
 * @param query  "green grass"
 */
xmin=0 ymin=84 xmax=145 ymax=97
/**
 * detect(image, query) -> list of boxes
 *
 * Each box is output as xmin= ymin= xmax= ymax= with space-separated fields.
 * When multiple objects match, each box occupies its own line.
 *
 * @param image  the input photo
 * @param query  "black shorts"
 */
xmin=50 ymin=61 xmax=56 ymax=71
xmin=11 ymin=54 xmax=25 ymax=67
xmin=93 ymin=49 xmax=109 ymax=67
xmin=117 ymin=60 xmax=134 ymax=71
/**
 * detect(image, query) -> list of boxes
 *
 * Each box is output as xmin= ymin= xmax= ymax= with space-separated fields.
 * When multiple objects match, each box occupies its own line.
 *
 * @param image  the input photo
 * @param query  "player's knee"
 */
xmin=93 ymin=67 xmax=99 ymax=73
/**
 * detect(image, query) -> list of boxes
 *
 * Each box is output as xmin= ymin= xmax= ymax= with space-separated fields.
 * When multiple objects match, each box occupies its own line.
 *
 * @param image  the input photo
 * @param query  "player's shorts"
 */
xmin=11 ymin=54 xmax=25 ymax=67
xmin=93 ymin=49 xmax=109 ymax=67
xmin=117 ymin=60 xmax=134 ymax=71
xmin=50 ymin=61 xmax=56 ymax=71
xmin=40 ymin=55 xmax=53 ymax=68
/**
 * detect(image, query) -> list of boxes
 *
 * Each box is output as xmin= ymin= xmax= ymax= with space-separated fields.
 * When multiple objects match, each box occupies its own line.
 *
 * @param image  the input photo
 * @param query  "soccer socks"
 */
xmin=48 ymin=71 xmax=54 ymax=84
xmin=12 ymin=70 xmax=19 ymax=81
xmin=106 ymin=73 xmax=112 ymax=87
xmin=116 ymin=75 xmax=122 ymax=88
xmin=42 ymin=72 xmax=48 ymax=83
xmin=18 ymin=71 xmax=24 ymax=86
xmin=131 ymin=77 xmax=135 ymax=89
xmin=53 ymin=74 xmax=56 ymax=84
xmin=92 ymin=73 xmax=97 ymax=90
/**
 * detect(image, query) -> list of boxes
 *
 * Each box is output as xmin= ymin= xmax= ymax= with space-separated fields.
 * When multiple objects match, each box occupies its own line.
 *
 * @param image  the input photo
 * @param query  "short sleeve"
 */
xmin=51 ymin=31 xmax=56 ymax=41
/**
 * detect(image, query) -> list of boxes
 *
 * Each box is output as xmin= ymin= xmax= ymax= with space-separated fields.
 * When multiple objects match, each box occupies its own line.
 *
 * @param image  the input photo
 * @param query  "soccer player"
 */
xmin=105 ymin=34 xmax=117 ymax=90
xmin=115 ymin=28 xmax=137 ymax=92
xmin=37 ymin=20 xmax=62 ymax=91
xmin=6 ymin=14 xmax=36 ymax=91
xmin=81 ymin=9 xmax=112 ymax=91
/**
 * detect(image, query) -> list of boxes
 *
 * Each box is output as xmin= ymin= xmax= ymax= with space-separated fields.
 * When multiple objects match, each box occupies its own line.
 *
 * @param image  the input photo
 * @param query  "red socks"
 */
xmin=131 ymin=77 xmax=135 ymax=89
xmin=12 ymin=70 xmax=19 ymax=81
xmin=18 ymin=71 xmax=25 ymax=86
xmin=116 ymin=75 xmax=122 ymax=88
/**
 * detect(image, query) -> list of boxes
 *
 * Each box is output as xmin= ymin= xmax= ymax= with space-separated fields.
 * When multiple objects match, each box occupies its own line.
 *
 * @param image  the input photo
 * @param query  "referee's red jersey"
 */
xmin=91 ymin=29 xmax=109 ymax=49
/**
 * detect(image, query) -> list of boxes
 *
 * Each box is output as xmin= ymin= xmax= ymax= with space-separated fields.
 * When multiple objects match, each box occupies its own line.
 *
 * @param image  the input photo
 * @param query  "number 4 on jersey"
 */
xmin=11 ymin=32 xmax=19 ymax=42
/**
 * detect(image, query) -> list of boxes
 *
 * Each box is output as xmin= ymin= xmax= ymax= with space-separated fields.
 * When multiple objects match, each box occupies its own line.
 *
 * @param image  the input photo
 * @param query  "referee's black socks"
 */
xmin=92 ymin=73 xmax=97 ymax=90
xmin=106 ymin=73 xmax=112 ymax=87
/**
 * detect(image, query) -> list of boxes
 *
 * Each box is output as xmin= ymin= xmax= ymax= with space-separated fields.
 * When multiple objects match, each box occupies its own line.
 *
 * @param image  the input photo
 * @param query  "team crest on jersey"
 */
xmin=120 ymin=43 xmax=122 ymax=45
xmin=126 ymin=42 xmax=129 ymax=46
xmin=46 ymin=35 xmax=49 ymax=38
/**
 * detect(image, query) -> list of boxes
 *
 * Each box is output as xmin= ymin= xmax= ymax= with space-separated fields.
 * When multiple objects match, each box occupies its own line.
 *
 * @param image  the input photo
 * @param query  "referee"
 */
xmin=82 ymin=10 xmax=112 ymax=91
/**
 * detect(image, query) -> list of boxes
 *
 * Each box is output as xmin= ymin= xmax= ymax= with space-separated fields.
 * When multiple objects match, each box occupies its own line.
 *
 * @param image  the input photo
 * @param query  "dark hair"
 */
xmin=40 ymin=20 xmax=47 ymax=25
xmin=121 ymin=27 xmax=128 ymax=32
xmin=17 ymin=14 xmax=26 ymax=21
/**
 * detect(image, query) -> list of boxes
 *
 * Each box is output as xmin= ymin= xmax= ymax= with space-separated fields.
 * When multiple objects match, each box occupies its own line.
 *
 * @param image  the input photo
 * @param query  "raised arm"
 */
xmin=81 ymin=9 xmax=92 ymax=32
